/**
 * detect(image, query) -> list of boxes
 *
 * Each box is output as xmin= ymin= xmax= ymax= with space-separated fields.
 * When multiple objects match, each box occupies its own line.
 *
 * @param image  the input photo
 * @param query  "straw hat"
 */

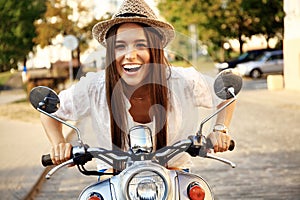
xmin=92 ymin=0 xmax=175 ymax=47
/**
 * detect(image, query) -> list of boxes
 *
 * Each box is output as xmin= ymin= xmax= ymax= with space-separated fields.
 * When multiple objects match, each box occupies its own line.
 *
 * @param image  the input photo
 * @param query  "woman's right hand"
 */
xmin=50 ymin=142 xmax=73 ymax=165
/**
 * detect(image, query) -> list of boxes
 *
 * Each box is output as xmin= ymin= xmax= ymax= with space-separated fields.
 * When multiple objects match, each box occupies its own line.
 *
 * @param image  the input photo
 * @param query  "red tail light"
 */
xmin=187 ymin=182 xmax=205 ymax=200
xmin=88 ymin=197 xmax=102 ymax=200
xmin=87 ymin=192 xmax=103 ymax=200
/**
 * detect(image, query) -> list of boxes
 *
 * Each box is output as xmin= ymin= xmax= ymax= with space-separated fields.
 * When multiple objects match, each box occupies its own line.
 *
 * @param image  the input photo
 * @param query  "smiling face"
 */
xmin=115 ymin=23 xmax=151 ymax=86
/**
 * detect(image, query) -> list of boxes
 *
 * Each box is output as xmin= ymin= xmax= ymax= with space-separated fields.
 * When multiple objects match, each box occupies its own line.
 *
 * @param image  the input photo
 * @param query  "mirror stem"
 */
xmin=197 ymin=87 xmax=237 ymax=137
xmin=37 ymin=108 xmax=84 ymax=146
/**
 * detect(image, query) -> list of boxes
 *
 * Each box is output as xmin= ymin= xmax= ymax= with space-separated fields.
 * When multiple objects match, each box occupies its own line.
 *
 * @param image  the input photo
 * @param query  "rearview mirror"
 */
xmin=214 ymin=69 xmax=243 ymax=100
xmin=29 ymin=86 xmax=60 ymax=114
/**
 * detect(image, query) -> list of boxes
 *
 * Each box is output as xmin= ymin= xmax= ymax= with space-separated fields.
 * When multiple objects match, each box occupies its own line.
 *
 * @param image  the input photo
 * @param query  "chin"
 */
xmin=120 ymin=73 xmax=149 ymax=87
xmin=122 ymin=79 xmax=143 ymax=86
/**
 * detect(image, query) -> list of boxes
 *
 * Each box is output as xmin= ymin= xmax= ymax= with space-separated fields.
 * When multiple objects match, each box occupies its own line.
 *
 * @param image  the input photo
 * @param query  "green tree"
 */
xmin=210 ymin=0 xmax=255 ymax=54
xmin=158 ymin=0 xmax=284 ymax=60
xmin=210 ymin=0 xmax=283 ymax=54
xmin=242 ymin=0 xmax=284 ymax=48
xmin=158 ymin=0 xmax=231 ymax=60
xmin=0 ymin=0 xmax=46 ymax=72
xmin=157 ymin=0 xmax=209 ymax=61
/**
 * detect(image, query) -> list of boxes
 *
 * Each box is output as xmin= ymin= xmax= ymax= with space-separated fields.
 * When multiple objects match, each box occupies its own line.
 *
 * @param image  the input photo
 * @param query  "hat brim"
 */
xmin=92 ymin=17 xmax=175 ymax=48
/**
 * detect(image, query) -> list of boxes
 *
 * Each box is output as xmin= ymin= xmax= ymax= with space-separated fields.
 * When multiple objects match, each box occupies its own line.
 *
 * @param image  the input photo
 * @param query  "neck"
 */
xmin=123 ymin=83 xmax=151 ymax=100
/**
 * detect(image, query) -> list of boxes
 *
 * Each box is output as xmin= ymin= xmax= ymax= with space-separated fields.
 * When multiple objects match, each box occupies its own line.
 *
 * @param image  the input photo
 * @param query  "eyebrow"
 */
xmin=115 ymin=39 xmax=148 ymax=45
xmin=135 ymin=39 xmax=147 ymax=42
xmin=115 ymin=39 xmax=147 ymax=44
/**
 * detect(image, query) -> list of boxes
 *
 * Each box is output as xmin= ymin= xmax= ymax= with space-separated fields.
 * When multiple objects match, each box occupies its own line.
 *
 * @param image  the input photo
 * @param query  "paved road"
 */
xmin=196 ymin=89 xmax=300 ymax=199
xmin=31 ymin=87 xmax=300 ymax=199
xmin=0 ymin=118 xmax=49 ymax=200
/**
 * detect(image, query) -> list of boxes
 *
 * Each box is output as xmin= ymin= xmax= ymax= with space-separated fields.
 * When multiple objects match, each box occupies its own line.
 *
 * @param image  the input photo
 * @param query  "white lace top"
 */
xmin=55 ymin=66 xmax=221 ymax=169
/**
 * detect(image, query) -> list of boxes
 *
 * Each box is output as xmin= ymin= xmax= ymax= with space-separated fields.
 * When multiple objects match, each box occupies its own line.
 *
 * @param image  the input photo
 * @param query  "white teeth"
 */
xmin=123 ymin=64 xmax=141 ymax=69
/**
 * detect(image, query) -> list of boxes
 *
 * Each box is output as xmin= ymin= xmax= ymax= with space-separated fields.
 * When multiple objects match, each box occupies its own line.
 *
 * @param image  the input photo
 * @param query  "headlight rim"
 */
xmin=124 ymin=168 xmax=169 ymax=200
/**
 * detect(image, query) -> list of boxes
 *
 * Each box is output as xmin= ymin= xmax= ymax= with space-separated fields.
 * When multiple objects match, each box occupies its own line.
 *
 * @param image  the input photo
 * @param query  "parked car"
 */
xmin=235 ymin=50 xmax=283 ymax=78
xmin=215 ymin=48 xmax=276 ymax=71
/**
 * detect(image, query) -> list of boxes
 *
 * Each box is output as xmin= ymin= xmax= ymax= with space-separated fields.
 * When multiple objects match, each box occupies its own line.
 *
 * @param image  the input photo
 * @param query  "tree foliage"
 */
xmin=158 ymin=0 xmax=284 ymax=60
xmin=242 ymin=0 xmax=284 ymax=43
xmin=0 ymin=0 xmax=46 ymax=72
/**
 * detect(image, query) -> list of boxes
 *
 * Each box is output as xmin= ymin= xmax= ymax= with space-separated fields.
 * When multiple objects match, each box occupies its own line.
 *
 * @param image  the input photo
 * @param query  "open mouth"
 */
xmin=123 ymin=64 xmax=142 ymax=72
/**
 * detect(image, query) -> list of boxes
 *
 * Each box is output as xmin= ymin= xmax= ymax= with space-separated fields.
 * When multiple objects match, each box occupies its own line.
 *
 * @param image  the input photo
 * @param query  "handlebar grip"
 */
xmin=207 ymin=139 xmax=235 ymax=151
xmin=41 ymin=147 xmax=76 ymax=167
xmin=228 ymin=140 xmax=235 ymax=151
xmin=42 ymin=154 xmax=53 ymax=167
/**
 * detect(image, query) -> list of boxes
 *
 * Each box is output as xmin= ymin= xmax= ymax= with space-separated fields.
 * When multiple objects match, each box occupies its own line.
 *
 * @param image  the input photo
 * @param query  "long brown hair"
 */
xmin=105 ymin=23 xmax=170 ymax=152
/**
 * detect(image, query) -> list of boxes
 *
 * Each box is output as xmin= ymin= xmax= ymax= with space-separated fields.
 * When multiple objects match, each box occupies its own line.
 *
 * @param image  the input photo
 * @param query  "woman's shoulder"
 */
xmin=84 ymin=70 xmax=105 ymax=82
xmin=169 ymin=66 xmax=201 ymax=80
xmin=69 ymin=70 xmax=106 ymax=95
xmin=78 ymin=70 xmax=105 ymax=87
xmin=169 ymin=66 xmax=214 ymax=90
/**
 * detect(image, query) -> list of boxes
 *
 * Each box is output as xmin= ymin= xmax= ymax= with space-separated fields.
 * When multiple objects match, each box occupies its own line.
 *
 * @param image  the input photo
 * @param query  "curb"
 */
xmin=23 ymin=167 xmax=52 ymax=200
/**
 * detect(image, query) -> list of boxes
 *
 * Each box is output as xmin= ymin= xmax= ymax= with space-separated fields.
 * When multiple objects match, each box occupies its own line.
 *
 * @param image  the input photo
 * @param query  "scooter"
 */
xmin=29 ymin=70 xmax=242 ymax=200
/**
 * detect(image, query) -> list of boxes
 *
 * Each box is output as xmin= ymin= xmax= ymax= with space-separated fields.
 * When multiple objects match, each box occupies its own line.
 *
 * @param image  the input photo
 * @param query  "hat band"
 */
xmin=116 ymin=13 xmax=147 ymax=18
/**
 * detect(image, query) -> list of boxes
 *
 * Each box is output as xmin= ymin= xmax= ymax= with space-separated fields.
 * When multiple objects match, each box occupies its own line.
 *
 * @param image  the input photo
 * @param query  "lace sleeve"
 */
xmin=193 ymin=71 xmax=222 ymax=108
xmin=171 ymin=67 xmax=221 ymax=108
xmin=54 ymin=72 xmax=104 ymax=121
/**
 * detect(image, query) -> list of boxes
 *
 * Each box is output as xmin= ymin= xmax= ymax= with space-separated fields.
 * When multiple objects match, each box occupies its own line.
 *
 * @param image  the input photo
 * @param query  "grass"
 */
xmin=0 ymin=71 xmax=13 ymax=87
xmin=0 ymin=70 xmax=39 ymax=122
xmin=0 ymin=98 xmax=40 ymax=123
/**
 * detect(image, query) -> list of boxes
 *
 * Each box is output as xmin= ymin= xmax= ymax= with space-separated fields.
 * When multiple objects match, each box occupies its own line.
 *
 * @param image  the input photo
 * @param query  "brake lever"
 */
xmin=187 ymin=135 xmax=236 ymax=168
xmin=45 ymin=159 xmax=74 ymax=179
xmin=206 ymin=153 xmax=236 ymax=168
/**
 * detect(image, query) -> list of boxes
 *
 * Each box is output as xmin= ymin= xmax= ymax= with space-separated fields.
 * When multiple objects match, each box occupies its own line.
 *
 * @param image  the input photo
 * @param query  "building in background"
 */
xmin=284 ymin=0 xmax=300 ymax=91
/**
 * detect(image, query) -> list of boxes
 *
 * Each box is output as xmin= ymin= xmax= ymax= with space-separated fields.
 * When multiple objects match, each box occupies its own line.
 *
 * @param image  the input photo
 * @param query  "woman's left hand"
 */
xmin=207 ymin=131 xmax=231 ymax=153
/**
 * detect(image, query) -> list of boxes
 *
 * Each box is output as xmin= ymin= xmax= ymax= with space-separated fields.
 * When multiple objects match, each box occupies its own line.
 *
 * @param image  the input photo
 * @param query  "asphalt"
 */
xmin=0 ymin=88 xmax=75 ymax=200
xmin=0 ymin=118 xmax=48 ymax=200
xmin=0 ymin=81 xmax=300 ymax=199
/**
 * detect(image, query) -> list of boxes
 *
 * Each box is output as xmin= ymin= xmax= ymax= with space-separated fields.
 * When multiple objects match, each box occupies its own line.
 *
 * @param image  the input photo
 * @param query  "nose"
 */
xmin=125 ymin=48 xmax=137 ymax=60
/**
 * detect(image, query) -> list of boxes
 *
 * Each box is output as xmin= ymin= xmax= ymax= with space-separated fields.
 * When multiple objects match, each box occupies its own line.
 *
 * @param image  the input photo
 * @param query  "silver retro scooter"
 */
xmin=29 ymin=70 xmax=242 ymax=200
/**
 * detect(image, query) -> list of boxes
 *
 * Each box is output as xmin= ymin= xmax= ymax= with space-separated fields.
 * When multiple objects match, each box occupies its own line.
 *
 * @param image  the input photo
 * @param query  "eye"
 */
xmin=115 ymin=43 xmax=126 ymax=50
xmin=136 ymin=42 xmax=148 ymax=49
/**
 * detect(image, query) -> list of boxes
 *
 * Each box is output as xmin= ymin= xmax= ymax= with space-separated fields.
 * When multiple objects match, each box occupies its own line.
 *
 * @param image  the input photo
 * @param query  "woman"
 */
xmin=41 ymin=0 xmax=235 ymax=171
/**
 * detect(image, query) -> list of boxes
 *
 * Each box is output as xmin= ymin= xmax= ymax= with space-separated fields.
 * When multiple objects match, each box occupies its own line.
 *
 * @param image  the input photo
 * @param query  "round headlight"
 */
xmin=127 ymin=170 xmax=167 ymax=200
xmin=137 ymin=179 xmax=157 ymax=199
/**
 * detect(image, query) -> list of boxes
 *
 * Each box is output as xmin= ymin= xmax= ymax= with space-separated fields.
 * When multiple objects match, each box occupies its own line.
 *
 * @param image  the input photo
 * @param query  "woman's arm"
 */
xmin=216 ymin=99 xmax=236 ymax=127
xmin=208 ymin=100 xmax=236 ymax=153
xmin=40 ymin=114 xmax=72 ymax=165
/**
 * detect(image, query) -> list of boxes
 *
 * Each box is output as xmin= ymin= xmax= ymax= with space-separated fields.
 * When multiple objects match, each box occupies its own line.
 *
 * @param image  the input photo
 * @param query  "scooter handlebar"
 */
xmin=41 ymin=138 xmax=234 ymax=167
xmin=42 ymin=147 xmax=92 ymax=167
xmin=42 ymin=149 xmax=74 ymax=167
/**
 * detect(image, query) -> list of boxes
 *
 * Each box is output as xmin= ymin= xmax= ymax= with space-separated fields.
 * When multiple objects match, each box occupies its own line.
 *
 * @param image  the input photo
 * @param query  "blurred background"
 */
xmin=1 ymin=0 xmax=298 ymax=94
xmin=0 ymin=0 xmax=300 ymax=199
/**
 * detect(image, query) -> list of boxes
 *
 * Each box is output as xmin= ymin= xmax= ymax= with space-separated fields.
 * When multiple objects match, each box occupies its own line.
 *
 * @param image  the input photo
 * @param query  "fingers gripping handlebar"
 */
xmin=186 ymin=137 xmax=235 ymax=157
xmin=207 ymin=138 xmax=235 ymax=151
xmin=41 ymin=145 xmax=93 ymax=167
